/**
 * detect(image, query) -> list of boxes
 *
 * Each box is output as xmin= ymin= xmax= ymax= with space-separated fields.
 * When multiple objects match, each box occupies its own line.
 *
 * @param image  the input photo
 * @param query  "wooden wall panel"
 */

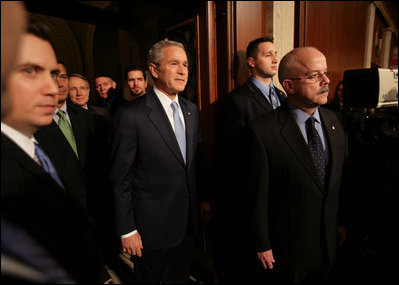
xmin=301 ymin=1 xmax=369 ymax=102
xmin=235 ymin=1 xmax=267 ymax=88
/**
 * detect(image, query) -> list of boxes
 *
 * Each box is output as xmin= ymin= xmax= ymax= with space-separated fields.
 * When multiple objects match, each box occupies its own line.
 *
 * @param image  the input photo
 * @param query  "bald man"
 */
xmin=247 ymin=47 xmax=348 ymax=283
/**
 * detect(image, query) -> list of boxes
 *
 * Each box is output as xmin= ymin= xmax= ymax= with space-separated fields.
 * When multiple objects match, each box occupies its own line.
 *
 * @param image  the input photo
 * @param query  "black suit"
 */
xmin=247 ymin=104 xmax=348 ymax=283
xmin=212 ymin=79 xmax=286 ymax=283
xmin=110 ymin=90 xmax=204 ymax=283
xmin=1 ymin=134 xmax=102 ymax=283
xmin=35 ymin=101 xmax=93 ymax=207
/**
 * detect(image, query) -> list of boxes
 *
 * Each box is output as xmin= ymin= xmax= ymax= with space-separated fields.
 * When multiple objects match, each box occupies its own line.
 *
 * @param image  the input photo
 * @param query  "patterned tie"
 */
xmin=306 ymin=117 xmax=326 ymax=188
xmin=170 ymin=101 xmax=186 ymax=163
xmin=57 ymin=110 xmax=78 ymax=158
xmin=34 ymin=143 xmax=64 ymax=189
xmin=269 ymin=86 xmax=278 ymax=109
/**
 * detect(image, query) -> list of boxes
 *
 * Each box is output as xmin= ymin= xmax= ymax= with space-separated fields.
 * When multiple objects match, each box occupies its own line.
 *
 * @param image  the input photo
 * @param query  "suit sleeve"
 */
xmin=109 ymin=106 xmax=137 ymax=236
xmin=246 ymin=125 xmax=272 ymax=252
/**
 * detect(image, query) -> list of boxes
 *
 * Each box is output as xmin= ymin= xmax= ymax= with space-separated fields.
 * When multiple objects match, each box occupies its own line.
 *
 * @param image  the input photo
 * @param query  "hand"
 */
xmin=199 ymin=201 xmax=212 ymax=224
xmin=121 ymin=232 xmax=143 ymax=257
xmin=257 ymin=249 xmax=275 ymax=270
xmin=337 ymin=225 xmax=347 ymax=248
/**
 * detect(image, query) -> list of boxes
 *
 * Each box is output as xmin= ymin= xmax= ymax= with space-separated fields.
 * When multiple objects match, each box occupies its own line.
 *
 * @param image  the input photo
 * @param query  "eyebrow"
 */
xmin=304 ymin=69 xmax=328 ymax=75
xmin=51 ymin=68 xmax=60 ymax=76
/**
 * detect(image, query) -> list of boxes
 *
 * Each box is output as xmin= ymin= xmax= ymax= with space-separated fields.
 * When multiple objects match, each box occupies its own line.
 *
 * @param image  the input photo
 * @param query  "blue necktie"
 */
xmin=269 ymin=86 xmax=278 ymax=109
xmin=170 ymin=101 xmax=186 ymax=163
xmin=306 ymin=117 xmax=326 ymax=189
xmin=34 ymin=143 xmax=64 ymax=189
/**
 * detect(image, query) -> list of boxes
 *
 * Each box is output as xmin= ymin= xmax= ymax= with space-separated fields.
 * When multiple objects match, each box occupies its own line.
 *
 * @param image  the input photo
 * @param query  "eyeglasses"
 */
xmin=70 ymin=86 xmax=89 ymax=93
xmin=288 ymin=71 xmax=331 ymax=82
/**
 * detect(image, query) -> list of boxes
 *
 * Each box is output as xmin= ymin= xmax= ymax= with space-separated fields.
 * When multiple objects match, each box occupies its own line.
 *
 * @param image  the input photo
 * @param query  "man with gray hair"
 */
xmin=110 ymin=39 xmax=208 ymax=283
xmin=247 ymin=47 xmax=348 ymax=283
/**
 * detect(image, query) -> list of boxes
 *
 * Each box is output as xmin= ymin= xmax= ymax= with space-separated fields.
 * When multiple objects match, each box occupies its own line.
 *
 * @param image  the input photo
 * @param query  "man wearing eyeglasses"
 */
xmin=35 ymin=62 xmax=93 ymax=209
xmin=247 ymin=47 xmax=348 ymax=284
xmin=69 ymin=74 xmax=91 ymax=109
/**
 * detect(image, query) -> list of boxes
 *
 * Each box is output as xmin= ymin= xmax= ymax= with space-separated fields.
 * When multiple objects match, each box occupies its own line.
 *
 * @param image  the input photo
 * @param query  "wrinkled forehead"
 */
xmin=295 ymin=49 xmax=327 ymax=74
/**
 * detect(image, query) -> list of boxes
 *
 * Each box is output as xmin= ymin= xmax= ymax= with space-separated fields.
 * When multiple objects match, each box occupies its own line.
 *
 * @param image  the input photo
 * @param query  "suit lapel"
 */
xmin=146 ymin=91 xmax=186 ymax=166
xmin=319 ymin=108 xmax=340 ymax=192
xmin=67 ymin=105 xmax=83 ymax=157
xmin=48 ymin=121 xmax=79 ymax=162
xmin=278 ymin=108 xmax=324 ymax=190
xmin=1 ymin=134 xmax=64 ymax=192
xmin=180 ymin=99 xmax=193 ymax=168
xmin=247 ymin=80 xmax=274 ymax=112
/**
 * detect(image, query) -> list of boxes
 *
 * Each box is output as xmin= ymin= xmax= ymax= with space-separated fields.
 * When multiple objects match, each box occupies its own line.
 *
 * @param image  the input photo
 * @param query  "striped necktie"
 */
xmin=57 ymin=110 xmax=78 ymax=158
xmin=34 ymin=143 xmax=64 ymax=189
xmin=170 ymin=101 xmax=186 ymax=163
xmin=269 ymin=86 xmax=278 ymax=109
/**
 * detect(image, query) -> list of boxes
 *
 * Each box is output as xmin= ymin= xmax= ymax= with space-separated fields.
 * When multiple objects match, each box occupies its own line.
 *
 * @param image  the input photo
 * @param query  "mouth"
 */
xmin=39 ymin=104 xmax=55 ymax=112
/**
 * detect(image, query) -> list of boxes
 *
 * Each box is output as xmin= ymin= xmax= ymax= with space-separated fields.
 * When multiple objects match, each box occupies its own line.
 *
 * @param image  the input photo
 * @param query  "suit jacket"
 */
xmin=35 ymin=101 xmax=93 ymax=207
xmin=1 ymin=134 xmax=102 ymax=283
xmin=110 ymin=90 xmax=204 ymax=250
xmin=213 ymin=79 xmax=287 ymax=220
xmin=217 ymin=79 xmax=286 ymax=132
xmin=247 ymin=103 xmax=348 ymax=272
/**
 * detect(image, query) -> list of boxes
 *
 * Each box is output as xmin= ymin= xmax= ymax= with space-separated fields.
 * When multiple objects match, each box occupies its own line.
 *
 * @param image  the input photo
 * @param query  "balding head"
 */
xmin=278 ymin=47 xmax=325 ymax=86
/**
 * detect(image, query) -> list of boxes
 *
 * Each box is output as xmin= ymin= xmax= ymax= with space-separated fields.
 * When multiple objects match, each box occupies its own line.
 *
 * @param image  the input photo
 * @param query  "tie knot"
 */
xmin=57 ymin=110 xmax=65 ymax=118
xmin=306 ymin=116 xmax=316 ymax=128
xmin=171 ymin=101 xmax=179 ymax=112
xmin=269 ymin=86 xmax=274 ymax=95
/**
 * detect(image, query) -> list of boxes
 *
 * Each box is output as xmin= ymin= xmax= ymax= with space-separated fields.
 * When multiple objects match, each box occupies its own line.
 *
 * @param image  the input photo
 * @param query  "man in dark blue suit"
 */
xmin=1 ymin=18 xmax=102 ymax=283
xmin=213 ymin=36 xmax=286 ymax=283
xmin=110 ymin=40 xmax=207 ymax=284
xmin=248 ymin=47 xmax=348 ymax=284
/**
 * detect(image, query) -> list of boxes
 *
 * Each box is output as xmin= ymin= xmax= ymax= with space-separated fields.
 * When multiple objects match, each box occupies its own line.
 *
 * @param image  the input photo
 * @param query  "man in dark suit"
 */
xmin=35 ymin=62 xmax=93 ymax=208
xmin=110 ymin=40 xmax=207 ymax=284
xmin=94 ymin=74 xmax=126 ymax=117
xmin=1 ymin=18 xmax=102 ymax=283
xmin=247 ymin=47 xmax=348 ymax=283
xmin=213 ymin=36 xmax=286 ymax=283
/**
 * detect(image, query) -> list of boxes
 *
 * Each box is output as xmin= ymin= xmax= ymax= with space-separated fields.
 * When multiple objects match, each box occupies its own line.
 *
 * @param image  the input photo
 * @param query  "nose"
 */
xmin=177 ymin=64 xmax=187 ymax=75
xmin=321 ymin=73 xmax=330 ymax=84
xmin=45 ymin=75 xmax=59 ymax=96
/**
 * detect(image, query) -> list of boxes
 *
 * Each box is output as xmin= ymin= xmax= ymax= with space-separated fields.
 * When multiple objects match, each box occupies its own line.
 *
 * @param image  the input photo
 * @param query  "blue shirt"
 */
xmin=250 ymin=77 xmax=280 ymax=107
xmin=289 ymin=103 xmax=327 ymax=150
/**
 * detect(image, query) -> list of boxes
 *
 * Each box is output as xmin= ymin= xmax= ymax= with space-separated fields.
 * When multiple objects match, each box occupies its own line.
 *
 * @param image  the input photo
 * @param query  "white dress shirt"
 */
xmin=1 ymin=122 xmax=39 ymax=163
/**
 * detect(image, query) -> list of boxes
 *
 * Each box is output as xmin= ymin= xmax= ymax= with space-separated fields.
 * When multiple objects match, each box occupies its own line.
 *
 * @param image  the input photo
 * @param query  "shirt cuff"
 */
xmin=121 ymin=230 xmax=138 ymax=239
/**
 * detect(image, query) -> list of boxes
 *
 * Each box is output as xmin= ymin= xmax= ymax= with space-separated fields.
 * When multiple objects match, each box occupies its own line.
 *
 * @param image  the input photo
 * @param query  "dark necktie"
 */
xmin=306 ymin=117 xmax=326 ymax=188
xmin=57 ymin=110 xmax=78 ymax=158
xmin=269 ymin=86 xmax=278 ymax=109
xmin=170 ymin=101 xmax=186 ymax=163
xmin=34 ymin=143 xmax=64 ymax=189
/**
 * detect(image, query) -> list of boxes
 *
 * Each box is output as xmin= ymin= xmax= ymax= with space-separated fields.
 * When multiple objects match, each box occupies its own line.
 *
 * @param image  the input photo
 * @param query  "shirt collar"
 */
xmin=153 ymin=86 xmax=181 ymax=111
xmin=250 ymin=76 xmax=274 ymax=96
xmin=288 ymin=101 xmax=321 ymax=126
xmin=1 ymin=122 xmax=37 ymax=160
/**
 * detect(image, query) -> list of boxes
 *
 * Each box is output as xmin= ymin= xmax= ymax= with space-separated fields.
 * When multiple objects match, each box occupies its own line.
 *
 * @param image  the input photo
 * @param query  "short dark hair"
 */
xmin=69 ymin=73 xmax=89 ymax=84
xmin=27 ymin=16 xmax=54 ymax=45
xmin=125 ymin=66 xmax=147 ymax=81
xmin=246 ymin=36 xmax=274 ymax=59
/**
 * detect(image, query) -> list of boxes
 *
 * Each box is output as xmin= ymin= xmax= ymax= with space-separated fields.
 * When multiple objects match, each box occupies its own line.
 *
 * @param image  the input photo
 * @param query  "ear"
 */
xmin=247 ymin=57 xmax=256 ymax=68
xmin=112 ymin=81 xmax=117 ymax=89
xmin=148 ymin=63 xmax=159 ymax=79
xmin=282 ymin=79 xmax=295 ymax=94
